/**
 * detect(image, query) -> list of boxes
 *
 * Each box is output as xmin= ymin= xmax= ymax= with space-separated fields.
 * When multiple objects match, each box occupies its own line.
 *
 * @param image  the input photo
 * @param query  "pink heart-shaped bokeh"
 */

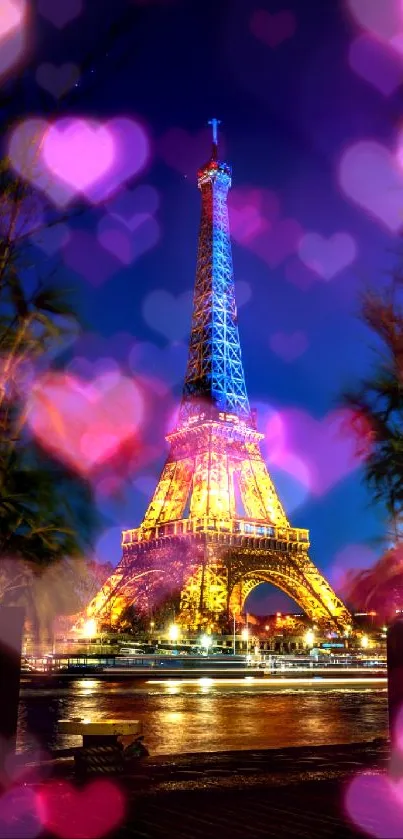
xmin=0 ymin=0 xmax=25 ymax=40
xmin=339 ymin=140 xmax=403 ymax=232
xmin=298 ymin=232 xmax=357 ymax=280
xmin=347 ymin=0 xmax=403 ymax=56
xmin=270 ymin=331 xmax=308 ymax=362
xmin=86 ymin=118 xmax=150 ymax=203
xmin=266 ymin=408 xmax=369 ymax=496
xmin=229 ymin=187 xmax=277 ymax=244
xmin=228 ymin=187 xmax=302 ymax=266
xmin=36 ymin=779 xmax=125 ymax=838
xmin=8 ymin=117 xmax=150 ymax=207
xmin=42 ymin=120 xmax=115 ymax=196
xmin=345 ymin=771 xmax=403 ymax=838
xmin=250 ymin=8 xmax=297 ymax=48
xmin=0 ymin=0 xmax=26 ymax=80
xmin=349 ymin=33 xmax=403 ymax=96
xmin=26 ymin=371 xmax=144 ymax=476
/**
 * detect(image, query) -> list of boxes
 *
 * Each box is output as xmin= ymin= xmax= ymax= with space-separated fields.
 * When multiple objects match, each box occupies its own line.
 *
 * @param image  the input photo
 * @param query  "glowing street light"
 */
xmin=200 ymin=634 xmax=212 ymax=652
xmin=82 ymin=619 xmax=97 ymax=638
xmin=169 ymin=624 xmax=179 ymax=642
xmin=304 ymin=629 xmax=315 ymax=648
xmin=361 ymin=634 xmax=369 ymax=649
xmin=241 ymin=627 xmax=249 ymax=656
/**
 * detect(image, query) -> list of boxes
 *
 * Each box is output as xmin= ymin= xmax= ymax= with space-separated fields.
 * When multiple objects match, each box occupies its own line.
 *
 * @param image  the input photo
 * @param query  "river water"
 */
xmin=17 ymin=677 xmax=388 ymax=755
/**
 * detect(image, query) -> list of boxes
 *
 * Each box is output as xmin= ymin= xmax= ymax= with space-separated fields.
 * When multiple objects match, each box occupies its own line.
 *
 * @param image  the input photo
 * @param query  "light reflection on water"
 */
xmin=17 ymin=678 xmax=388 ymax=756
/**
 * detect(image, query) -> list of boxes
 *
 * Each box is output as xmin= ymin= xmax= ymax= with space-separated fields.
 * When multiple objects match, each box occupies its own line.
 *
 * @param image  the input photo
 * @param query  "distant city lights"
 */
xmin=82 ymin=618 xmax=97 ymax=637
xmin=169 ymin=624 xmax=179 ymax=642
xmin=304 ymin=629 xmax=315 ymax=648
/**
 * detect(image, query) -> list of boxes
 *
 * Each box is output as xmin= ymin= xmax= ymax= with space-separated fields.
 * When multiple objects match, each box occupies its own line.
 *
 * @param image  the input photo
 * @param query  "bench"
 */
xmin=58 ymin=719 xmax=144 ymax=776
xmin=58 ymin=718 xmax=142 ymax=748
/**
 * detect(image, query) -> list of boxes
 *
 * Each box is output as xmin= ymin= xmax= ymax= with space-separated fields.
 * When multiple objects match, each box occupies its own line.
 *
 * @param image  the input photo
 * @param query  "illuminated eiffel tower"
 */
xmin=87 ymin=120 xmax=351 ymax=633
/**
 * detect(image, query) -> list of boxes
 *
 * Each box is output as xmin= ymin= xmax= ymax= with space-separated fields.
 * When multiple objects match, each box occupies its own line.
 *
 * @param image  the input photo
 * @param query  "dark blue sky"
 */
xmin=17 ymin=0 xmax=403 ymax=612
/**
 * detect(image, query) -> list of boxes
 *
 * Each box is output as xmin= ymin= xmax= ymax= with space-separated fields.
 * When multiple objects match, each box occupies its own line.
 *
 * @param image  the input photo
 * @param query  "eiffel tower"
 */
xmin=87 ymin=120 xmax=351 ymax=634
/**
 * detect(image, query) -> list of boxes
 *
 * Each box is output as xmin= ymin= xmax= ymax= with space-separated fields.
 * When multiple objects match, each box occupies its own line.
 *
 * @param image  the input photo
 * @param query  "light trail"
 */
xmin=147 ymin=676 xmax=387 ymax=686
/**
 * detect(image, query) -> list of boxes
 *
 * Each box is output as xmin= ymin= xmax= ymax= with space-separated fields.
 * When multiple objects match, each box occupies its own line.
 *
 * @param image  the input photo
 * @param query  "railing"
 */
xmin=122 ymin=518 xmax=309 ymax=546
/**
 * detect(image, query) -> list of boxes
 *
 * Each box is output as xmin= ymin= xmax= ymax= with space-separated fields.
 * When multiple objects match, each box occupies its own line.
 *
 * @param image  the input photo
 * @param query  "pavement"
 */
xmin=111 ymin=738 xmax=389 ymax=839
xmin=24 ymin=738 xmax=389 ymax=837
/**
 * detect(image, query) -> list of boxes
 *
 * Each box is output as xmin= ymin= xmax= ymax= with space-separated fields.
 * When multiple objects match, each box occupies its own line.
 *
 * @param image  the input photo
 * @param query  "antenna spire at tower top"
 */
xmin=208 ymin=117 xmax=221 ymax=160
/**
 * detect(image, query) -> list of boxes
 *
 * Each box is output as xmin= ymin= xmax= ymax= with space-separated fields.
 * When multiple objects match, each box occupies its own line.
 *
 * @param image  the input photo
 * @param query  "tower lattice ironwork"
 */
xmin=86 ymin=122 xmax=351 ymax=633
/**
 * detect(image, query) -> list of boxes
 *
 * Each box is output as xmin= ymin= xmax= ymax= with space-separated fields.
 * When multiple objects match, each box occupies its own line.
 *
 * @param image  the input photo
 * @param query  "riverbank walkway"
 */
xmin=45 ymin=738 xmax=388 ymax=838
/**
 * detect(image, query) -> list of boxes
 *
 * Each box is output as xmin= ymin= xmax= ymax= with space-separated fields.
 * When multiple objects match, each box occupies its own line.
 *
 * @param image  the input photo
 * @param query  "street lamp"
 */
xmin=304 ymin=629 xmax=315 ymax=649
xmin=82 ymin=619 xmax=97 ymax=639
xmin=200 ymin=634 xmax=212 ymax=654
xmin=169 ymin=624 xmax=179 ymax=643
xmin=241 ymin=627 xmax=249 ymax=656
xmin=361 ymin=634 xmax=369 ymax=649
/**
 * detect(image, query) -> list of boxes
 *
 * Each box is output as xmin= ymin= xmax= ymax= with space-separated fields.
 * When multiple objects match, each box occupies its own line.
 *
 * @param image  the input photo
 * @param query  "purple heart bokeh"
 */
xmin=228 ymin=188 xmax=302 ymax=266
xmin=328 ymin=543 xmax=378 ymax=591
xmin=285 ymin=256 xmax=319 ymax=291
xmin=86 ymin=118 xmax=151 ymax=203
xmin=105 ymin=185 xmax=159 ymax=230
xmin=35 ymin=63 xmax=80 ymax=98
xmin=349 ymin=33 xmax=403 ymax=96
xmin=267 ymin=408 xmax=367 ymax=496
xmin=339 ymin=140 xmax=403 ymax=232
xmin=250 ymin=9 xmax=297 ymax=49
xmin=253 ymin=218 xmax=302 ymax=267
xmin=66 ymin=356 xmax=121 ymax=384
xmin=37 ymin=0 xmax=82 ymax=28
xmin=346 ymin=0 xmax=403 ymax=53
xmin=345 ymin=771 xmax=403 ymax=838
xmin=8 ymin=117 xmax=151 ymax=208
xmin=0 ymin=785 xmax=42 ymax=838
xmin=298 ymin=232 xmax=357 ymax=280
xmin=97 ymin=214 xmax=159 ymax=265
xmin=72 ymin=331 xmax=135 ymax=365
xmin=0 ymin=2 xmax=26 ymax=81
xmin=229 ymin=187 xmax=279 ymax=245
xmin=141 ymin=289 xmax=193 ymax=342
xmin=63 ymin=230 xmax=121 ymax=286
xmin=270 ymin=331 xmax=308 ymax=362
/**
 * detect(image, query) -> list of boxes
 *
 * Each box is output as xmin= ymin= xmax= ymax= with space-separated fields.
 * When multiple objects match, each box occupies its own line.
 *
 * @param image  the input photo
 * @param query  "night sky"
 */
xmin=9 ymin=0 xmax=403 ymax=613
